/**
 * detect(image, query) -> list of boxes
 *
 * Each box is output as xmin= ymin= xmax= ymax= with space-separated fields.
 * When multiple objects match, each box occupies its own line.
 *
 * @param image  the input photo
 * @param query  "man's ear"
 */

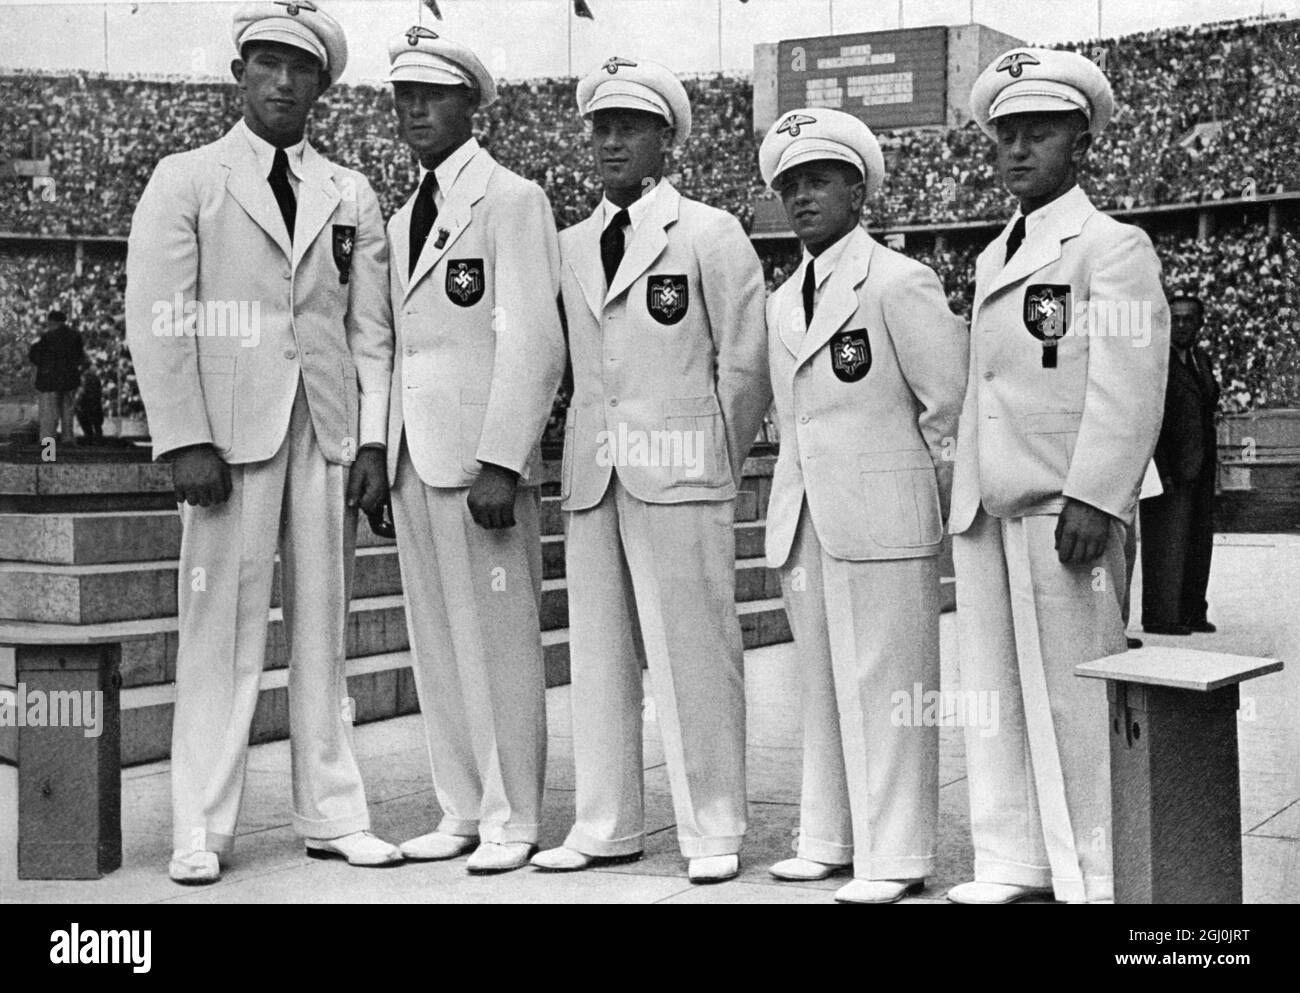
xmin=231 ymin=58 xmax=245 ymax=83
xmin=1072 ymin=128 xmax=1093 ymax=164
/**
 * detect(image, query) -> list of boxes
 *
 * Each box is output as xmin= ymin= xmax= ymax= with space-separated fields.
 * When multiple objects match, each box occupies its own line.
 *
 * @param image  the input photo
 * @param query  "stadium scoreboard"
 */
xmin=777 ymin=27 xmax=948 ymax=130
xmin=751 ymin=22 xmax=1025 ymax=238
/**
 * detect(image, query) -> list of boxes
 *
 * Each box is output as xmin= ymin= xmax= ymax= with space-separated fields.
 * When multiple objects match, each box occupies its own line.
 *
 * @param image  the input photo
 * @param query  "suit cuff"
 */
xmin=358 ymin=395 xmax=387 ymax=449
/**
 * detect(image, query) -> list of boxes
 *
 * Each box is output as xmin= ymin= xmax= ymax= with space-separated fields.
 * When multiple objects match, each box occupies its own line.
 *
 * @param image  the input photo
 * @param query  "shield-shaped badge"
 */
xmin=1023 ymin=284 xmax=1071 ymax=368
xmin=332 ymin=225 xmax=356 ymax=285
xmin=829 ymin=329 xmax=872 ymax=383
xmin=646 ymin=274 xmax=688 ymax=326
xmin=446 ymin=258 xmax=485 ymax=307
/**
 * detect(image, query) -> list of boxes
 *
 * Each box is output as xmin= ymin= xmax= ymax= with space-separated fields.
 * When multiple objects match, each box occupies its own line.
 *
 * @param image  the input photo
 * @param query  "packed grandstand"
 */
xmin=1 ymin=15 xmax=1297 ymax=426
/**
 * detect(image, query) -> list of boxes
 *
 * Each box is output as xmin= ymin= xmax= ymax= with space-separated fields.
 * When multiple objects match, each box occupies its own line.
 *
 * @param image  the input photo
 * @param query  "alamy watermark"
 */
xmin=594 ymin=423 xmax=708 ymax=478
xmin=890 ymin=683 xmax=1000 ymax=739
xmin=0 ymin=684 xmax=104 ymax=738
xmin=151 ymin=294 xmax=261 ymax=348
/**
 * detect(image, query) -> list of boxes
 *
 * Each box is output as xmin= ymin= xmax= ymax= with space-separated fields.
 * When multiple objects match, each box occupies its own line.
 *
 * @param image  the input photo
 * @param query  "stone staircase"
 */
xmin=4 ymin=455 xmax=893 ymax=766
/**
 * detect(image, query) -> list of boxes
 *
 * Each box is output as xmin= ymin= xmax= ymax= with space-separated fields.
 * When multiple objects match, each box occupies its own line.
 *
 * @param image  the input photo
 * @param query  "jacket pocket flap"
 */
xmin=663 ymin=395 xmax=720 ymax=418
xmin=1025 ymin=410 xmax=1083 ymax=434
xmin=859 ymin=448 xmax=933 ymax=472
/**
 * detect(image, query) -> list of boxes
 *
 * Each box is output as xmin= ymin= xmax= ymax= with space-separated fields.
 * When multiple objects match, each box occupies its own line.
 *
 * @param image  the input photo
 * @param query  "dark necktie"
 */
xmin=268 ymin=148 xmax=296 ymax=244
xmin=1004 ymin=215 xmax=1026 ymax=264
xmin=409 ymin=170 xmax=439 ymax=277
xmin=802 ymin=258 xmax=817 ymax=329
xmin=601 ymin=208 xmax=631 ymax=290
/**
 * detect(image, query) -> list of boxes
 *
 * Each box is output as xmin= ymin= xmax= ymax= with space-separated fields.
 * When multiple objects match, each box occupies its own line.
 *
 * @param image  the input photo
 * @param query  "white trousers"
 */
xmin=782 ymin=505 xmax=939 ymax=880
xmin=171 ymin=381 xmax=369 ymax=854
xmin=953 ymin=507 xmax=1123 ymax=903
xmin=391 ymin=446 xmax=547 ymax=844
xmin=564 ymin=476 xmax=747 ymax=859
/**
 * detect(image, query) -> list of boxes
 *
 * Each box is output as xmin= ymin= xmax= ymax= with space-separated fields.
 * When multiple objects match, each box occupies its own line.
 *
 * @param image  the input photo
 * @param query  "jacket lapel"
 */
xmin=796 ymin=227 xmax=872 ymax=369
xmin=982 ymin=186 xmax=1094 ymax=301
xmin=778 ymin=262 xmax=808 ymax=359
xmin=604 ymin=181 xmax=678 ymax=307
xmin=291 ymin=141 xmax=342 ymax=272
xmin=567 ymin=208 xmax=606 ymax=321
xmin=405 ymin=148 xmax=495 ymax=302
xmin=389 ymin=193 xmax=415 ymax=296
xmin=219 ymin=125 xmax=292 ymax=261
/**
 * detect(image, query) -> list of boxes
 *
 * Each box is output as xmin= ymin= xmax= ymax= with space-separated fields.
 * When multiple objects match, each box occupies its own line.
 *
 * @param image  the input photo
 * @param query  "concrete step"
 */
xmin=0 ymin=509 xmax=396 ymax=565
xmin=0 ymin=545 xmax=404 ymax=624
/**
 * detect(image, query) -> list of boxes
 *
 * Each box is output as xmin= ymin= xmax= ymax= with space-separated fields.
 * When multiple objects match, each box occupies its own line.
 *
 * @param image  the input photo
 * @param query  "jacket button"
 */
xmin=283 ymin=272 xmax=291 ymax=281
xmin=405 ymin=346 xmax=415 ymax=356
xmin=983 ymin=371 xmax=994 ymax=380
xmin=799 ymin=414 xmax=810 ymax=424
xmin=609 ymin=397 xmax=619 ymax=407
xmin=284 ymin=349 xmax=297 ymax=360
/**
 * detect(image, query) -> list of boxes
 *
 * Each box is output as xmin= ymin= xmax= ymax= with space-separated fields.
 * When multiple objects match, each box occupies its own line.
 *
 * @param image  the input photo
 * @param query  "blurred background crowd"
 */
xmin=1 ymin=16 xmax=1297 ymax=430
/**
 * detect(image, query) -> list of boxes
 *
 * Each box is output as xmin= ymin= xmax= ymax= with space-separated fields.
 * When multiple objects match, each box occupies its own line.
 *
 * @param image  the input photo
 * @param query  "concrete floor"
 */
xmin=4 ymin=533 xmax=1299 ymax=904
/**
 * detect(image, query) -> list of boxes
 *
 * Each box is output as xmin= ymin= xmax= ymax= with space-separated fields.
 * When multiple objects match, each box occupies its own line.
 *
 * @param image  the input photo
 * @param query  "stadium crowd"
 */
xmin=1 ymin=16 xmax=1297 ymax=418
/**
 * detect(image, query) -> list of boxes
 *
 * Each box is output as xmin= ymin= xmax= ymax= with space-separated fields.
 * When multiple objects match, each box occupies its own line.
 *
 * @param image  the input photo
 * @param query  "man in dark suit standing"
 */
xmin=1140 ymin=294 xmax=1221 ymax=635
xmin=28 ymin=309 xmax=84 ymax=447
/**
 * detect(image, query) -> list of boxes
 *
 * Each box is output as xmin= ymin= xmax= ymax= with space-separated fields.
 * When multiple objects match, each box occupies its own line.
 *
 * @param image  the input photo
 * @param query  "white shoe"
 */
xmin=466 ymin=842 xmax=536 ymax=875
xmin=769 ymin=857 xmax=851 ymax=881
xmin=530 ymin=846 xmax=643 ymax=872
xmin=946 ymin=881 xmax=1054 ymax=905
xmin=169 ymin=849 xmax=220 ymax=885
xmin=688 ymin=854 xmax=739 ymax=883
xmin=305 ymin=831 xmax=403 ymax=867
xmin=834 ymin=878 xmax=924 ymax=904
xmin=399 ymin=831 xmax=478 ymax=862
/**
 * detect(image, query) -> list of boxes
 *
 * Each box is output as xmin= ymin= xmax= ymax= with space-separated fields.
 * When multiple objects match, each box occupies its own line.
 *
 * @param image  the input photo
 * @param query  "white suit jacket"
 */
xmin=558 ymin=182 xmax=770 ymax=510
xmin=125 ymin=122 xmax=392 ymax=464
xmin=949 ymin=186 xmax=1170 ymax=532
xmin=385 ymin=147 xmax=564 ymax=487
xmin=765 ymin=227 xmax=968 ymax=568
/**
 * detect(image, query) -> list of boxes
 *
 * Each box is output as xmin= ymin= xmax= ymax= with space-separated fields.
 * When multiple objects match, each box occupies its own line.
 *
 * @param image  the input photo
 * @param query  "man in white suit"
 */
xmin=382 ymin=27 xmax=565 ymax=875
xmin=125 ymin=2 xmax=400 ymax=884
xmin=757 ymin=110 xmax=968 ymax=903
xmin=946 ymin=48 xmax=1169 ymax=904
xmin=531 ymin=57 xmax=770 ymax=883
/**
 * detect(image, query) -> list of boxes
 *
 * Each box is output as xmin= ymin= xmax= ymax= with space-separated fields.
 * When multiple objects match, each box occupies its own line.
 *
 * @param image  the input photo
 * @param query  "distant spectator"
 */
xmin=1140 ymin=294 xmax=1222 ymax=635
xmin=76 ymin=363 xmax=105 ymax=440
xmin=27 ymin=308 xmax=83 ymax=444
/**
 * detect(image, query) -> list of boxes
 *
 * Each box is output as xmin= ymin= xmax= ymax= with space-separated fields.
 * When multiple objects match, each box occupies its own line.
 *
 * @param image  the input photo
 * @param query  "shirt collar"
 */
xmin=601 ymin=178 xmax=663 ymax=232
xmin=802 ymin=225 xmax=856 ymax=290
xmin=1013 ymin=183 xmax=1084 ymax=236
xmin=417 ymin=137 xmax=481 ymax=197
xmin=239 ymin=118 xmax=306 ymax=180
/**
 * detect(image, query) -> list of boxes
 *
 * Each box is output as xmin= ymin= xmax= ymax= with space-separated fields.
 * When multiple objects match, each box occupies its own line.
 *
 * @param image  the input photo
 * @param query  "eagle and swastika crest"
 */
xmin=646 ymin=274 xmax=688 ymax=325
xmin=446 ymin=259 xmax=485 ymax=307
xmin=777 ymin=114 xmax=817 ymax=137
xmin=829 ymin=329 xmax=872 ymax=383
xmin=274 ymin=0 xmax=317 ymax=16
xmin=996 ymin=51 xmax=1040 ymax=78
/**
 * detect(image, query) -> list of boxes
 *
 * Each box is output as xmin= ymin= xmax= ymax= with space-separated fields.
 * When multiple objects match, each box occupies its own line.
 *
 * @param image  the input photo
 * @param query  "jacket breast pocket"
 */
xmin=198 ymin=353 xmax=236 ymax=453
xmin=1025 ymin=410 xmax=1083 ymax=478
xmin=859 ymin=449 xmax=942 ymax=549
xmin=459 ymin=388 xmax=489 ymax=475
xmin=663 ymin=395 xmax=729 ymax=487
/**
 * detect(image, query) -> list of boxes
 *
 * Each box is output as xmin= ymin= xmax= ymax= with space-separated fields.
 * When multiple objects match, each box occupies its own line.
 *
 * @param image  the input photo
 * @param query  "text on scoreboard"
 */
xmin=776 ymin=27 xmax=948 ymax=129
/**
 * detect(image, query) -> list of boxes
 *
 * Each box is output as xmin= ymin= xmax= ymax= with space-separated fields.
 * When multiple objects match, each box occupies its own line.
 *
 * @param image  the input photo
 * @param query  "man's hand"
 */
xmin=467 ymin=462 xmax=520 ymax=530
xmin=347 ymin=446 xmax=389 ymax=516
xmin=1054 ymin=497 xmax=1113 ymax=565
xmin=171 ymin=443 xmax=231 ymax=507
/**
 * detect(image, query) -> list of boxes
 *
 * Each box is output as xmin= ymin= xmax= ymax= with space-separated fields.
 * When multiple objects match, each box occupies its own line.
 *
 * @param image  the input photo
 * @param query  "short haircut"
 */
xmin=47 ymin=308 xmax=66 ymax=322
xmin=1170 ymin=293 xmax=1204 ymax=314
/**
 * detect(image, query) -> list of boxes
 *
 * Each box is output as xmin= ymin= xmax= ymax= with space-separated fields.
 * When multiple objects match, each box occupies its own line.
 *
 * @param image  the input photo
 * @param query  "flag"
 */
xmin=422 ymin=0 xmax=443 ymax=20
xmin=574 ymin=0 xmax=595 ymax=19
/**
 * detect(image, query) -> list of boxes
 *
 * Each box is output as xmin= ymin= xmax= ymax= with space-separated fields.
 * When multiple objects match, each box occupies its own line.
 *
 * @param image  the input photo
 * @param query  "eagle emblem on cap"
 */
xmin=274 ymin=0 xmax=317 ymax=15
xmin=602 ymin=56 xmax=637 ymax=74
xmin=776 ymin=113 xmax=817 ymax=137
xmin=995 ymin=52 xmax=1040 ymax=78
xmin=406 ymin=24 xmax=440 ymax=46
